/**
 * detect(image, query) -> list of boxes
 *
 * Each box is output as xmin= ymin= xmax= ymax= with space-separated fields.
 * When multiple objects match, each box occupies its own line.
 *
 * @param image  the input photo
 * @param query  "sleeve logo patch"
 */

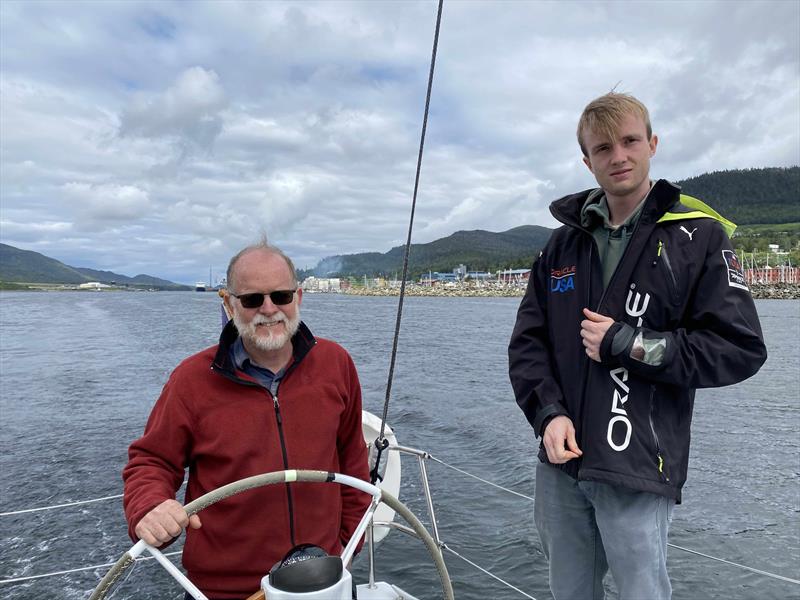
xmin=722 ymin=250 xmax=748 ymax=290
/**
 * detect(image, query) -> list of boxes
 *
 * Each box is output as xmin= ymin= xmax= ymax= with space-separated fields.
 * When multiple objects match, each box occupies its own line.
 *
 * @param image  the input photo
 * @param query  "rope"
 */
xmin=377 ymin=0 xmax=444 ymax=446
xmin=0 ymin=494 xmax=123 ymax=517
xmin=443 ymin=544 xmax=538 ymax=600
xmin=0 ymin=551 xmax=182 ymax=585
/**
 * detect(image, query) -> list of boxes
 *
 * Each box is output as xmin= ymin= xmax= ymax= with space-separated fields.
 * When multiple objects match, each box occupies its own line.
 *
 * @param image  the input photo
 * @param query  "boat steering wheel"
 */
xmin=90 ymin=470 xmax=454 ymax=600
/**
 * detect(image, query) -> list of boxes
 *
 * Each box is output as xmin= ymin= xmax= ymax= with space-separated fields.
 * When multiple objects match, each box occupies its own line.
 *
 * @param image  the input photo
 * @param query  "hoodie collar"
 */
xmin=550 ymin=179 xmax=681 ymax=231
xmin=580 ymin=183 xmax=653 ymax=233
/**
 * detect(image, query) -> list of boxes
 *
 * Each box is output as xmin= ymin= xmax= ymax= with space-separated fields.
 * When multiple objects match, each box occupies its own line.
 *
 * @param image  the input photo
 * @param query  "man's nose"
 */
xmin=257 ymin=295 xmax=279 ymax=314
xmin=609 ymin=144 xmax=626 ymax=164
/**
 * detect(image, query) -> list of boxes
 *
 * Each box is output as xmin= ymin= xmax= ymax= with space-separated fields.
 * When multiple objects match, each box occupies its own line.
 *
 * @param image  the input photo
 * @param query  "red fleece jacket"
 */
xmin=122 ymin=323 xmax=370 ymax=599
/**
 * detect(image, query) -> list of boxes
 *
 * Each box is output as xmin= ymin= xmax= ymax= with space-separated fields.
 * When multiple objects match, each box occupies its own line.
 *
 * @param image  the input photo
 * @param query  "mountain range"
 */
xmin=305 ymin=225 xmax=554 ymax=278
xmin=0 ymin=243 xmax=189 ymax=290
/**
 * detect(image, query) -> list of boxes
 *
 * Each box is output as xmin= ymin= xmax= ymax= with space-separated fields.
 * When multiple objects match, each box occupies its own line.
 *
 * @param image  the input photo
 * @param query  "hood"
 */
xmin=549 ymin=179 xmax=736 ymax=237
xmin=657 ymin=194 xmax=737 ymax=237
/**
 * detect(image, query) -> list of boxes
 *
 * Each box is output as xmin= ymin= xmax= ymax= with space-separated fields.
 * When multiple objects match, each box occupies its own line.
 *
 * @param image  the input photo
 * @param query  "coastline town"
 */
xmin=302 ymin=262 xmax=800 ymax=300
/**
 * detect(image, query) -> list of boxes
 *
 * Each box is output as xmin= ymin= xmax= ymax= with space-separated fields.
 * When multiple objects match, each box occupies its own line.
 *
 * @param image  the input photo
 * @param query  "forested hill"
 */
xmin=676 ymin=166 xmax=799 ymax=225
xmin=0 ymin=243 xmax=189 ymax=289
xmin=305 ymin=225 xmax=554 ymax=278
xmin=306 ymin=166 xmax=798 ymax=278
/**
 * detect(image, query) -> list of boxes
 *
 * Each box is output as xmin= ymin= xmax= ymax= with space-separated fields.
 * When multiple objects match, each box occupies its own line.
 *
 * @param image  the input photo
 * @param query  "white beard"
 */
xmin=234 ymin=308 xmax=301 ymax=352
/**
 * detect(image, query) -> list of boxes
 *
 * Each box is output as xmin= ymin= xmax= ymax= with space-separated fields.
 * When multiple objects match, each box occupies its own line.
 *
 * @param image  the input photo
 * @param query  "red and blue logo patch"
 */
xmin=551 ymin=265 xmax=576 ymax=293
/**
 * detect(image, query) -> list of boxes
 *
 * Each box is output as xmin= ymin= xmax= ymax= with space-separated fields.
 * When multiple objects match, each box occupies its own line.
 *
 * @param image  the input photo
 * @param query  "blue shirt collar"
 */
xmin=231 ymin=336 xmax=253 ymax=370
xmin=230 ymin=337 xmax=286 ymax=390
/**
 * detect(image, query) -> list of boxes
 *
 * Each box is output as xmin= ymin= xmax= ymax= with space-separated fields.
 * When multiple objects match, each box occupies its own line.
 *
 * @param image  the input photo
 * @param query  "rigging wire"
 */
xmin=443 ymin=544 xmax=538 ymax=600
xmin=666 ymin=543 xmax=800 ymax=585
xmin=375 ymin=0 xmax=444 ymax=462
xmin=2 ymin=462 xmax=799 ymax=587
xmin=429 ymin=454 xmax=535 ymax=501
xmin=0 ymin=552 xmax=182 ymax=585
xmin=0 ymin=495 xmax=123 ymax=517
xmin=429 ymin=456 xmax=800 ymax=587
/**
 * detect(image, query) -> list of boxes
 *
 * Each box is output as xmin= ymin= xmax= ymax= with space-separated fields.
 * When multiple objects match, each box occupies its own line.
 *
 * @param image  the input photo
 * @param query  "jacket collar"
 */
xmin=212 ymin=318 xmax=317 ymax=377
xmin=550 ymin=179 xmax=681 ymax=231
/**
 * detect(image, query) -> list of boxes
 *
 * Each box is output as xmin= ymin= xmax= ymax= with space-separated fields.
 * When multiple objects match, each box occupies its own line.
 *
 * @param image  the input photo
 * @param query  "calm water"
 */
xmin=0 ymin=292 xmax=798 ymax=599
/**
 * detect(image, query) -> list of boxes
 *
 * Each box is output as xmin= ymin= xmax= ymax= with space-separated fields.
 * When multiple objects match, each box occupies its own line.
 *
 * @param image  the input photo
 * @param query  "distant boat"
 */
xmin=196 ymin=267 xmax=213 ymax=292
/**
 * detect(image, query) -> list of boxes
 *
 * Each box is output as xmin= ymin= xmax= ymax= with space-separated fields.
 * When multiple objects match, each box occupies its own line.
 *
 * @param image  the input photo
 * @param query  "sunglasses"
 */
xmin=230 ymin=289 xmax=297 ymax=308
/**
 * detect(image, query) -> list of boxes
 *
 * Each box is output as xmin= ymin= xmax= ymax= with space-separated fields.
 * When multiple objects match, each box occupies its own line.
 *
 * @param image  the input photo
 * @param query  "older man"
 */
xmin=123 ymin=240 xmax=370 ymax=600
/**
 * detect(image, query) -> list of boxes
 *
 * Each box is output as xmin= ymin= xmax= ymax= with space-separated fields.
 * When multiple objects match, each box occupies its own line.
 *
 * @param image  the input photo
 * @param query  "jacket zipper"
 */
xmin=211 ymin=335 xmax=312 ymax=549
xmin=576 ymin=238 xmax=596 ymax=468
xmin=653 ymin=239 xmax=679 ymax=303
xmin=270 ymin=384 xmax=296 ymax=547
xmin=647 ymin=385 xmax=668 ymax=482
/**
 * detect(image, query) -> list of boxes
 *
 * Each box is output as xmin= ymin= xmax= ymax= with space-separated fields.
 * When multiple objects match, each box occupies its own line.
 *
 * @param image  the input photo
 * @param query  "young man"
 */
xmin=123 ymin=241 xmax=370 ymax=600
xmin=508 ymin=92 xmax=766 ymax=599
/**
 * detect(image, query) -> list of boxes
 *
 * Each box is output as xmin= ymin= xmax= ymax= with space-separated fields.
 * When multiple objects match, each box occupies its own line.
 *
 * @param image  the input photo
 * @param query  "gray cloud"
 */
xmin=119 ymin=66 xmax=228 ymax=154
xmin=1 ymin=0 xmax=797 ymax=284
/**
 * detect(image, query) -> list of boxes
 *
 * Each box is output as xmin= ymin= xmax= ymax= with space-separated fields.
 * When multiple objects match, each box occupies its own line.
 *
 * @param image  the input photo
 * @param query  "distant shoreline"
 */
xmin=2 ymin=282 xmax=797 ymax=300
xmin=338 ymin=283 xmax=799 ymax=300
xmin=0 ymin=282 xmax=188 ymax=292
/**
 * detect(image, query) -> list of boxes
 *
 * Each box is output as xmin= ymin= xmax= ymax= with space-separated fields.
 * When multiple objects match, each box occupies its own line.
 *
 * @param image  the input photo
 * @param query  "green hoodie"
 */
xmin=581 ymin=188 xmax=650 ymax=289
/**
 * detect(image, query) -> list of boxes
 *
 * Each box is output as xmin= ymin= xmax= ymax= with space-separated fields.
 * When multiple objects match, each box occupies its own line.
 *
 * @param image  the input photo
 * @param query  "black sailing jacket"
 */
xmin=508 ymin=179 xmax=767 ymax=501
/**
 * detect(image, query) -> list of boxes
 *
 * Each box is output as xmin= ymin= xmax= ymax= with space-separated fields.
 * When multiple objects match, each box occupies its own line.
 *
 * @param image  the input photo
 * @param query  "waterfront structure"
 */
xmin=301 ymin=276 xmax=342 ymax=292
xmin=497 ymin=268 xmax=531 ymax=284
xmin=745 ymin=266 xmax=800 ymax=285
xmin=78 ymin=282 xmax=111 ymax=290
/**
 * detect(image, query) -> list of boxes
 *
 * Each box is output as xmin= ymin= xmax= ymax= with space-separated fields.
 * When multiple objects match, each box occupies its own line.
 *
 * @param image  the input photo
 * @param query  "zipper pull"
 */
xmin=657 ymin=453 xmax=670 ymax=481
xmin=273 ymin=396 xmax=282 ymax=424
xmin=652 ymin=240 xmax=663 ymax=266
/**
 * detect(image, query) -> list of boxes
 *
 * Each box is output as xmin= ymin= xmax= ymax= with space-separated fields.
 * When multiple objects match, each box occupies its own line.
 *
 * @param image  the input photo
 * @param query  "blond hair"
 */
xmin=577 ymin=92 xmax=652 ymax=156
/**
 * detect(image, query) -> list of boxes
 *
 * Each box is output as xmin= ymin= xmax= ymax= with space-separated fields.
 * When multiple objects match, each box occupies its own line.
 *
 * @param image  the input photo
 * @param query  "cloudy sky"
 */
xmin=1 ymin=1 xmax=798 ymax=284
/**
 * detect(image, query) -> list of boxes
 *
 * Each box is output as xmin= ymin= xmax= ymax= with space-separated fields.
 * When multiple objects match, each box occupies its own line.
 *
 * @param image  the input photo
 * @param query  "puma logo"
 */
xmin=680 ymin=226 xmax=697 ymax=241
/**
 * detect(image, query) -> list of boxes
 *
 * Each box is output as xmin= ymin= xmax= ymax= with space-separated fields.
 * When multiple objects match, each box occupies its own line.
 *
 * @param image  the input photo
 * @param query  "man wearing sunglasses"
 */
xmin=122 ymin=240 xmax=371 ymax=599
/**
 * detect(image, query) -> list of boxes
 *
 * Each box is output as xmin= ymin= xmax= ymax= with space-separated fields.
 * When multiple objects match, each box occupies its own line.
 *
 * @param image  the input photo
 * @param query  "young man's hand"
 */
xmin=135 ymin=499 xmax=202 ymax=547
xmin=580 ymin=308 xmax=615 ymax=362
xmin=543 ymin=415 xmax=583 ymax=464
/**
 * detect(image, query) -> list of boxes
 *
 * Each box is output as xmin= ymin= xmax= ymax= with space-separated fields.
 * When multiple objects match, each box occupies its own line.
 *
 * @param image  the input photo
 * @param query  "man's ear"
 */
xmin=583 ymin=155 xmax=594 ymax=173
xmin=649 ymin=134 xmax=658 ymax=157
xmin=222 ymin=292 xmax=234 ymax=320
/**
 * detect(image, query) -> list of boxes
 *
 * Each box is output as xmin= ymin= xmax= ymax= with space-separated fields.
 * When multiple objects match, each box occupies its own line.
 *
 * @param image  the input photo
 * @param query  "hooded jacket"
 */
xmin=509 ymin=179 xmax=766 ymax=501
xmin=123 ymin=320 xmax=370 ymax=599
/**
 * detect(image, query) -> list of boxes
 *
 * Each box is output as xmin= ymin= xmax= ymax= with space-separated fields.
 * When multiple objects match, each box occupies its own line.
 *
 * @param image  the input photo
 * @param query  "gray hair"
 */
xmin=226 ymin=236 xmax=298 ymax=293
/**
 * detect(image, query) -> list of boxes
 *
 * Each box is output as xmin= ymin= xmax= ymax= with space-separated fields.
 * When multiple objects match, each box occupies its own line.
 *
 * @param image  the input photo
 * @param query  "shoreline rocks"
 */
xmin=749 ymin=284 xmax=800 ymax=300
xmin=340 ymin=283 xmax=800 ymax=300
xmin=342 ymin=285 xmax=524 ymax=298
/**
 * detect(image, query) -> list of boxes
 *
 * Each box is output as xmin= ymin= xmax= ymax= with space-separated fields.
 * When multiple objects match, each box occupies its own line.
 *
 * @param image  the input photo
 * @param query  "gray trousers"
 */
xmin=534 ymin=462 xmax=675 ymax=600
